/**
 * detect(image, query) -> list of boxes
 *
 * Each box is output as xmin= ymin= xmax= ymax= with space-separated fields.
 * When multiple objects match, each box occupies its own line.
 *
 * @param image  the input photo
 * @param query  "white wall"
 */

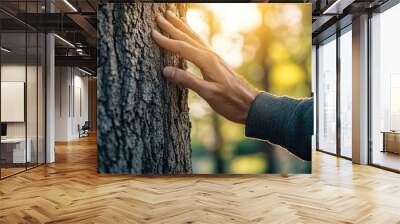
xmin=72 ymin=73 xmax=89 ymax=138
xmin=1 ymin=65 xmax=40 ymax=138
xmin=55 ymin=66 xmax=69 ymax=141
xmin=1 ymin=65 xmax=26 ymax=139
xmin=55 ymin=67 xmax=89 ymax=141
xmin=1 ymin=65 xmax=26 ymax=81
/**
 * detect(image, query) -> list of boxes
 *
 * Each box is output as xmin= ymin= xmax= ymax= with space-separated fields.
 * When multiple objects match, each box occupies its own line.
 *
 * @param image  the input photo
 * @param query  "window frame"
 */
xmin=315 ymin=23 xmax=353 ymax=160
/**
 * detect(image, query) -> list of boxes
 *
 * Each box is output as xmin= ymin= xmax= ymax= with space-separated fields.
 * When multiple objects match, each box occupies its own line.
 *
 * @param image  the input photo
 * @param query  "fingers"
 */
xmin=156 ymin=14 xmax=202 ymax=48
xmin=163 ymin=66 xmax=210 ymax=98
xmin=164 ymin=10 xmax=207 ymax=48
xmin=152 ymin=30 xmax=212 ymax=70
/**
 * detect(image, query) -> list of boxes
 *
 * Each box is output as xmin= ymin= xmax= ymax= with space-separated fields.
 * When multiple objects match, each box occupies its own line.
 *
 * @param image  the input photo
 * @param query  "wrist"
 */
xmin=239 ymin=88 xmax=259 ymax=124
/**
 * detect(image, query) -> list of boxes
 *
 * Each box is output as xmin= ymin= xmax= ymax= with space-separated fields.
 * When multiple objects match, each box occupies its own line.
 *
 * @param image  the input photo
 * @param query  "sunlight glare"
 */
xmin=284 ymin=5 xmax=302 ymax=27
xmin=190 ymin=98 xmax=211 ymax=118
xmin=271 ymin=63 xmax=304 ymax=87
xmin=212 ymin=33 xmax=244 ymax=68
xmin=187 ymin=9 xmax=210 ymax=43
xmin=205 ymin=3 xmax=262 ymax=34
xmin=264 ymin=5 xmax=302 ymax=34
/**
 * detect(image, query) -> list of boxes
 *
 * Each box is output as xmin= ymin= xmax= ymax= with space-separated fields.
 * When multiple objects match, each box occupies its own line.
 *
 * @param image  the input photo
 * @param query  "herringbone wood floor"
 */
xmin=1 ymin=135 xmax=400 ymax=224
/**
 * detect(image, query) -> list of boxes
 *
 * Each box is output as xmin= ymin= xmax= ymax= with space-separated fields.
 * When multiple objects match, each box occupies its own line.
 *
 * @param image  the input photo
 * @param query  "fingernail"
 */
xmin=167 ymin=4 xmax=177 ymax=13
xmin=163 ymin=67 xmax=176 ymax=78
xmin=166 ymin=10 xmax=175 ymax=17
xmin=156 ymin=13 xmax=163 ymax=21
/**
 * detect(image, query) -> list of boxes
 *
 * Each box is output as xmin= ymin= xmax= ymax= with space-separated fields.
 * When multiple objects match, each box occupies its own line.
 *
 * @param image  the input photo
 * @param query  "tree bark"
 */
xmin=97 ymin=3 xmax=191 ymax=174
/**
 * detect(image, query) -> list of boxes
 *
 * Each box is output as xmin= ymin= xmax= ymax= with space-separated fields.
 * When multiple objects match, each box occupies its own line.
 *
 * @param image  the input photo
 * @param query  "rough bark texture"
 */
xmin=97 ymin=3 xmax=191 ymax=174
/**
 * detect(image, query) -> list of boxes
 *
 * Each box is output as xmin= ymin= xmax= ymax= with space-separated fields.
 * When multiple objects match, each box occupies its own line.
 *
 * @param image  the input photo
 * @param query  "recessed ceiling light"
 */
xmin=1 ymin=47 xmax=11 ymax=53
xmin=54 ymin=34 xmax=75 ymax=48
xmin=322 ymin=0 xmax=354 ymax=15
xmin=63 ymin=0 xmax=78 ymax=12
xmin=78 ymin=67 xmax=92 ymax=76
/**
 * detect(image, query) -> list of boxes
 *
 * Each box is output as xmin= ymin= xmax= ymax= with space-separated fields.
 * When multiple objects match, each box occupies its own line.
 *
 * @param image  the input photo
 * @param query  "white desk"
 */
xmin=1 ymin=138 xmax=31 ymax=163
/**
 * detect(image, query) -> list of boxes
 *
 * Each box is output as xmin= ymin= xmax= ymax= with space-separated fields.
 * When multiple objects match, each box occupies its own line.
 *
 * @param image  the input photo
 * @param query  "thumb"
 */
xmin=163 ymin=66 xmax=208 ymax=96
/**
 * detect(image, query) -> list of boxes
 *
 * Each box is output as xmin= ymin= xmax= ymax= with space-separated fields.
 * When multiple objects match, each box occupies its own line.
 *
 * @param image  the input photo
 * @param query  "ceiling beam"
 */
xmin=8 ymin=13 xmax=83 ymax=32
xmin=67 ymin=13 xmax=97 ymax=47
xmin=312 ymin=15 xmax=335 ymax=33
xmin=55 ymin=55 xmax=96 ymax=72
xmin=322 ymin=0 xmax=356 ymax=15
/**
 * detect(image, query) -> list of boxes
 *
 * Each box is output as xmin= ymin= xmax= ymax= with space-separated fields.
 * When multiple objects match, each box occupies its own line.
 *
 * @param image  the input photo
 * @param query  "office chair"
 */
xmin=79 ymin=121 xmax=90 ymax=138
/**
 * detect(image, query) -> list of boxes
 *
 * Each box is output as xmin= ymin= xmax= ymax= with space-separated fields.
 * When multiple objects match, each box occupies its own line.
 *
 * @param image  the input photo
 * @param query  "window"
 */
xmin=370 ymin=3 xmax=400 ymax=171
xmin=312 ymin=45 xmax=317 ymax=150
xmin=317 ymin=36 xmax=337 ymax=154
xmin=339 ymin=28 xmax=352 ymax=158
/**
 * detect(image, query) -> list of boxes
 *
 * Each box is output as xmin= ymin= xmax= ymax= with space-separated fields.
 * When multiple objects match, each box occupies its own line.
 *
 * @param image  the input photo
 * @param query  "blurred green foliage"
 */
xmin=186 ymin=3 xmax=312 ymax=174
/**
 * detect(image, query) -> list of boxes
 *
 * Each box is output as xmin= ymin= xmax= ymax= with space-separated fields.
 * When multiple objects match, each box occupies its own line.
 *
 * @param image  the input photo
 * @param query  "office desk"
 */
xmin=1 ymin=138 xmax=31 ymax=163
xmin=382 ymin=131 xmax=400 ymax=154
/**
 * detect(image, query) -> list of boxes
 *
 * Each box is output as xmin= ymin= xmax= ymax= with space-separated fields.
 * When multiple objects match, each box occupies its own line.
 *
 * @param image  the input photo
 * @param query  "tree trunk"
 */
xmin=97 ymin=3 xmax=191 ymax=174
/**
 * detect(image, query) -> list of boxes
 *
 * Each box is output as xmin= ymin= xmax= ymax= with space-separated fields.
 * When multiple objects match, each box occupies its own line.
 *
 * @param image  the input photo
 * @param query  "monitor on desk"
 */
xmin=1 ymin=123 xmax=7 ymax=138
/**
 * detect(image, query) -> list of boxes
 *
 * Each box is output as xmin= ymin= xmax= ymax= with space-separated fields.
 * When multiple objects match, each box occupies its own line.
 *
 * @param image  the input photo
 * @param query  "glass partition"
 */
xmin=27 ymin=31 xmax=38 ymax=169
xmin=38 ymin=32 xmax=45 ymax=165
xmin=1 ymin=31 xmax=28 ymax=178
xmin=339 ymin=28 xmax=352 ymax=158
xmin=37 ymin=0 xmax=46 ymax=166
xmin=317 ymin=36 xmax=337 ymax=154
xmin=0 ymin=1 xmax=46 ymax=179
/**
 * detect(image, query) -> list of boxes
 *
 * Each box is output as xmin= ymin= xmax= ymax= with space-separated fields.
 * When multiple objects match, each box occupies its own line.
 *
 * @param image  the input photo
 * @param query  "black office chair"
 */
xmin=79 ymin=121 xmax=90 ymax=138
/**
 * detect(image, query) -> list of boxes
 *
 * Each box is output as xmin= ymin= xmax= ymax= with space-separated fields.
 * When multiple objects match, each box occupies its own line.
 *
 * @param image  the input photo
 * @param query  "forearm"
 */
xmin=245 ymin=92 xmax=313 ymax=161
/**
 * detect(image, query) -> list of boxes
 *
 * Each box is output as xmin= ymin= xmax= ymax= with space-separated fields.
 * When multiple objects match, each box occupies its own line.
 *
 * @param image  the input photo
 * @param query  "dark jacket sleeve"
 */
xmin=245 ymin=92 xmax=313 ymax=161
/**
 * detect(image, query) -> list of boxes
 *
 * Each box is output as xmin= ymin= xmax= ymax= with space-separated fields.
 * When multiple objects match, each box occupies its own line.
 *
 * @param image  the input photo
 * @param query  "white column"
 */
xmin=46 ymin=33 xmax=55 ymax=163
xmin=46 ymin=1 xmax=55 ymax=163
xmin=352 ymin=14 xmax=369 ymax=164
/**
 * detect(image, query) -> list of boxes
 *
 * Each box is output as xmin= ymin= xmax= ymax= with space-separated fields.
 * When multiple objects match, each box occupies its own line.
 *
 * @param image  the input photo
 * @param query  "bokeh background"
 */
xmin=185 ymin=3 xmax=312 ymax=174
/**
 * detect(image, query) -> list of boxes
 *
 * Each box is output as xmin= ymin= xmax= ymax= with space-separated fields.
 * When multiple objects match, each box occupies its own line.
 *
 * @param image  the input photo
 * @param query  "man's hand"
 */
xmin=151 ymin=10 xmax=258 ymax=124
